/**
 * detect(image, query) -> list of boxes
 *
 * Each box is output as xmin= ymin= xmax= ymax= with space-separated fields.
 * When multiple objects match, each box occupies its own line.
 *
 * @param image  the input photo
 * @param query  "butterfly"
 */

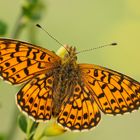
xmin=0 ymin=38 xmax=140 ymax=131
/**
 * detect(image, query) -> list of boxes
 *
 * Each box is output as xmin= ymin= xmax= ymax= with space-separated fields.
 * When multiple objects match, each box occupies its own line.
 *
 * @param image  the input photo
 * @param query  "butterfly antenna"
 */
xmin=36 ymin=24 xmax=69 ymax=53
xmin=76 ymin=43 xmax=117 ymax=54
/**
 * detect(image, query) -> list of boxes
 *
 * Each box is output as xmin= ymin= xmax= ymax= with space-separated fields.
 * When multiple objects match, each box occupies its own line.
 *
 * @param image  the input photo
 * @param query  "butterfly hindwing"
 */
xmin=57 ymin=81 xmax=101 ymax=131
xmin=0 ymin=39 xmax=60 ymax=84
xmin=16 ymin=73 xmax=54 ymax=121
xmin=79 ymin=64 xmax=140 ymax=115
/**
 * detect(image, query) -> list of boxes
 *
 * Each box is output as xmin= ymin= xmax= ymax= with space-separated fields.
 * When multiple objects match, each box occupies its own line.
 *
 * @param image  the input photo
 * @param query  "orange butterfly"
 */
xmin=0 ymin=38 xmax=140 ymax=131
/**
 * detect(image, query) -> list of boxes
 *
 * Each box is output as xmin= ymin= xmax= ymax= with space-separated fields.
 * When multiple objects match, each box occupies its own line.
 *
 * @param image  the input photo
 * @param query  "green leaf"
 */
xmin=0 ymin=20 xmax=7 ymax=35
xmin=0 ymin=134 xmax=6 ymax=140
xmin=18 ymin=114 xmax=27 ymax=133
xmin=22 ymin=0 xmax=45 ymax=21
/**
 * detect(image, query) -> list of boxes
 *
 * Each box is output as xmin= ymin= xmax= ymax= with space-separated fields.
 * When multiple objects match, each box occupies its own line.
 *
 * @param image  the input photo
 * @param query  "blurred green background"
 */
xmin=0 ymin=0 xmax=140 ymax=140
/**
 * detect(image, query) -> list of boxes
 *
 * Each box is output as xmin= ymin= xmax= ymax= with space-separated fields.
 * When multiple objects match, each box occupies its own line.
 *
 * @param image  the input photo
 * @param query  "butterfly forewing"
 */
xmin=0 ymin=39 xmax=61 ymax=84
xmin=79 ymin=64 xmax=140 ymax=115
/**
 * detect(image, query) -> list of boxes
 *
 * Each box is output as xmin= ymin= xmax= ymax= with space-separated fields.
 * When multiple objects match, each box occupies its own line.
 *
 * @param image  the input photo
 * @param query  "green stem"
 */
xmin=33 ymin=123 xmax=47 ymax=140
xmin=11 ymin=14 xmax=26 ymax=38
xmin=26 ymin=119 xmax=34 ymax=140
xmin=28 ymin=23 xmax=37 ymax=44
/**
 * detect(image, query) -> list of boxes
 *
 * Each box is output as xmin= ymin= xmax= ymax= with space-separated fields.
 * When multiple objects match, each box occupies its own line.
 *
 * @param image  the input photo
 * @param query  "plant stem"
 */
xmin=28 ymin=23 xmax=37 ymax=44
xmin=11 ymin=14 xmax=26 ymax=38
xmin=26 ymin=119 xmax=34 ymax=140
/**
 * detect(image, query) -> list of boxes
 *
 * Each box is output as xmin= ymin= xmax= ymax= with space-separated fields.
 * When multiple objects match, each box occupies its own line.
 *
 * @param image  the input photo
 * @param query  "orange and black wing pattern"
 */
xmin=0 ymin=38 xmax=60 ymax=84
xmin=17 ymin=73 xmax=54 ymax=121
xmin=57 ymin=81 xmax=101 ymax=131
xmin=79 ymin=64 xmax=140 ymax=115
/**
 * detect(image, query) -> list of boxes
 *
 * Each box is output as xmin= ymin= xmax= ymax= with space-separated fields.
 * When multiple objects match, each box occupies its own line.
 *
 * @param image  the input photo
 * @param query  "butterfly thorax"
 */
xmin=60 ymin=46 xmax=78 ymax=80
xmin=52 ymin=46 xmax=80 ymax=117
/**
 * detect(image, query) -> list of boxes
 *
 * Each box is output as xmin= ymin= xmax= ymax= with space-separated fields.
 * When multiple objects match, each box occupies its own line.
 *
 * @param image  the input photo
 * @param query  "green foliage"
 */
xmin=18 ymin=114 xmax=40 ymax=140
xmin=30 ymin=122 xmax=39 ymax=135
xmin=22 ymin=0 xmax=46 ymax=21
xmin=43 ymin=123 xmax=66 ymax=137
xmin=0 ymin=134 xmax=6 ymax=140
xmin=18 ymin=114 xmax=66 ymax=140
xmin=0 ymin=20 xmax=7 ymax=36
xmin=18 ymin=114 xmax=28 ymax=133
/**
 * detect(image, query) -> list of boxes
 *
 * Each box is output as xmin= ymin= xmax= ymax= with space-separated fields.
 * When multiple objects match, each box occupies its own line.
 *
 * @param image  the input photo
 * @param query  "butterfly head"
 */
xmin=62 ymin=45 xmax=77 ymax=64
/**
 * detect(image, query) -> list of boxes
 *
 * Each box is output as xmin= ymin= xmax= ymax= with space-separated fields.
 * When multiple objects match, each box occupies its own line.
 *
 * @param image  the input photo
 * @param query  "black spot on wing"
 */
xmin=40 ymin=52 xmax=46 ymax=60
xmin=15 ymin=42 xmax=21 ymax=51
xmin=24 ymin=68 xmax=29 ymax=75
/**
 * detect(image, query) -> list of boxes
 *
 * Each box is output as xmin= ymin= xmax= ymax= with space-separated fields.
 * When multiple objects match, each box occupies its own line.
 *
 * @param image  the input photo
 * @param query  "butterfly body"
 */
xmin=50 ymin=46 xmax=80 ymax=117
xmin=1 ymin=38 xmax=140 ymax=131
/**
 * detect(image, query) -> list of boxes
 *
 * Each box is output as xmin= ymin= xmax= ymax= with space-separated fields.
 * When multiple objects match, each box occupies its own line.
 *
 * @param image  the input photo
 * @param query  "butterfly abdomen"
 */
xmin=51 ymin=58 xmax=80 ymax=117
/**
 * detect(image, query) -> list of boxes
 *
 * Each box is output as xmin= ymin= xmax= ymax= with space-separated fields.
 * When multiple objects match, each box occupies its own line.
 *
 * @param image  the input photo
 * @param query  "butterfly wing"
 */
xmin=57 ymin=81 xmax=101 ymax=131
xmin=17 ymin=73 xmax=54 ymax=121
xmin=79 ymin=64 xmax=140 ymax=115
xmin=0 ymin=38 xmax=61 ymax=84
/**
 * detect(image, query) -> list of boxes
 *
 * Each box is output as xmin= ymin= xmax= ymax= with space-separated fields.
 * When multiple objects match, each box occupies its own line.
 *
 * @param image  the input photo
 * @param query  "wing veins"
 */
xmin=0 ymin=53 xmax=56 ymax=63
xmin=84 ymin=92 xmax=90 ymax=123
xmin=0 ymin=46 xmax=57 ymax=59
xmin=111 ymin=76 xmax=140 ymax=103
xmin=97 ymin=81 xmax=114 ymax=113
